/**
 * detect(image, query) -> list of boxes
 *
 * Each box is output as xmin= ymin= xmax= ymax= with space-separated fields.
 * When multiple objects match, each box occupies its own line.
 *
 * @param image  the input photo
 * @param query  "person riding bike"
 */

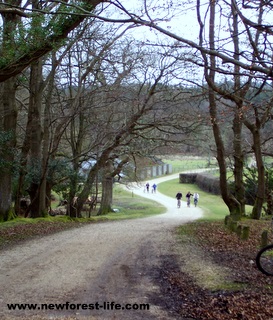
xmin=176 ymin=192 xmax=182 ymax=208
xmin=193 ymin=192 xmax=199 ymax=207
xmin=186 ymin=191 xmax=193 ymax=207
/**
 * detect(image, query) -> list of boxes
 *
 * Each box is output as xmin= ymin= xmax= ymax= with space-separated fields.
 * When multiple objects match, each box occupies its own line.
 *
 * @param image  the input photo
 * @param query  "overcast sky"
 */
xmin=102 ymin=0 xmax=201 ymax=43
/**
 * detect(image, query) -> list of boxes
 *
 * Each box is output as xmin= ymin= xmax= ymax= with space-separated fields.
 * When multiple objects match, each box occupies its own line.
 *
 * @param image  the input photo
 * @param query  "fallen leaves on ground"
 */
xmin=158 ymin=219 xmax=273 ymax=320
xmin=1 ymin=218 xmax=273 ymax=319
xmin=0 ymin=220 xmax=91 ymax=250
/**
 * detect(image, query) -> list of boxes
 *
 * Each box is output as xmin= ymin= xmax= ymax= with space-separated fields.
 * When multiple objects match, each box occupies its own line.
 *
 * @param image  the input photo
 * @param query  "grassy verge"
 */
xmin=0 ymin=185 xmax=165 ymax=249
xmin=110 ymin=185 xmax=165 ymax=219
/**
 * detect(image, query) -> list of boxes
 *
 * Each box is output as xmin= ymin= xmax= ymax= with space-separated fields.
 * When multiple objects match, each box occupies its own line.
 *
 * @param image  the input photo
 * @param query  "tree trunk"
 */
xmin=243 ymin=105 xmax=265 ymax=220
xmin=42 ymin=51 xmax=69 ymax=215
xmin=209 ymin=90 xmax=241 ymax=218
xmin=0 ymin=172 xmax=14 ymax=221
xmin=0 ymin=78 xmax=17 ymax=221
xmin=265 ymin=171 xmax=273 ymax=215
xmin=27 ymin=58 xmax=44 ymax=218
xmin=0 ymin=6 xmax=19 ymax=221
xmin=251 ymin=128 xmax=265 ymax=219
xmin=231 ymin=2 xmax=246 ymax=216
xmin=232 ymin=108 xmax=245 ymax=215
xmin=98 ymin=161 xmax=114 ymax=215
xmin=67 ymin=172 xmax=80 ymax=218
xmin=75 ymin=152 xmax=111 ymax=216
xmin=67 ymin=104 xmax=85 ymax=218
xmin=205 ymin=0 xmax=241 ymax=219
xmin=39 ymin=59 xmax=53 ymax=216
xmin=97 ymin=157 xmax=129 ymax=216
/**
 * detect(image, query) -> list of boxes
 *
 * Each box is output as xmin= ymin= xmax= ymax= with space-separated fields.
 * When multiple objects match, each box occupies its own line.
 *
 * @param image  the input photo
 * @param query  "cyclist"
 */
xmin=152 ymin=183 xmax=157 ymax=193
xmin=193 ymin=192 xmax=199 ymax=207
xmin=176 ymin=191 xmax=182 ymax=208
xmin=186 ymin=191 xmax=193 ymax=207
xmin=145 ymin=182 xmax=150 ymax=193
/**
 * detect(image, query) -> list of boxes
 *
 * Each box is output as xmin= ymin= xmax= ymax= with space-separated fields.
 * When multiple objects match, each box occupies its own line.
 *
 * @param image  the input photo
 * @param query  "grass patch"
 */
xmin=109 ymin=185 xmax=165 ymax=220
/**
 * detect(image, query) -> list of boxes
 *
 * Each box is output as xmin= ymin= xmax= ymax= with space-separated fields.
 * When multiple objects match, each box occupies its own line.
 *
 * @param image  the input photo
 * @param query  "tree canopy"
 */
xmin=1 ymin=0 xmax=273 ymax=221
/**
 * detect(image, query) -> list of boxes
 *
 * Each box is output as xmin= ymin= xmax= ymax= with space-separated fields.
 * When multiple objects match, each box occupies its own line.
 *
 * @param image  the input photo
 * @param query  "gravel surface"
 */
xmin=0 ymin=174 xmax=202 ymax=320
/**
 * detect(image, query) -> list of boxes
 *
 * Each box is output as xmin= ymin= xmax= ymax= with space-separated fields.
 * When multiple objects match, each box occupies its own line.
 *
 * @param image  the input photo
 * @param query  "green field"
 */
xmin=162 ymin=156 xmax=218 ymax=173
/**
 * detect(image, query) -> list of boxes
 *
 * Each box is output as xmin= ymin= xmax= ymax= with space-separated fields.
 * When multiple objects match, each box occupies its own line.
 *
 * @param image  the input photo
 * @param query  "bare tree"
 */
xmin=112 ymin=0 xmax=273 ymax=219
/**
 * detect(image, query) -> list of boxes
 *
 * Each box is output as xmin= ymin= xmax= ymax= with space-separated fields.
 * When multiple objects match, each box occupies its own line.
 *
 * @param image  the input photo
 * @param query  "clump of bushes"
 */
xmin=180 ymin=172 xmax=220 ymax=195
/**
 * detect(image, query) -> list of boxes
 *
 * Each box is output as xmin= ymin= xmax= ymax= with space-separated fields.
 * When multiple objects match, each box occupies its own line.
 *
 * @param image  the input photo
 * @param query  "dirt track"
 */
xmin=0 ymin=174 xmax=202 ymax=320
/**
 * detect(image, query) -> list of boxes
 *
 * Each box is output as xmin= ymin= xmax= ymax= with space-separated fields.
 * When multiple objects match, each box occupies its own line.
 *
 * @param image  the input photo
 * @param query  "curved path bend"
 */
xmin=0 ymin=173 xmax=203 ymax=320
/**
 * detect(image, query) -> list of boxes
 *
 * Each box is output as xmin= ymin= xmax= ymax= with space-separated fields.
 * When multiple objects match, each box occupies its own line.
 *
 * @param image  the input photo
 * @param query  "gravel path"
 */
xmin=0 ymin=174 xmax=203 ymax=320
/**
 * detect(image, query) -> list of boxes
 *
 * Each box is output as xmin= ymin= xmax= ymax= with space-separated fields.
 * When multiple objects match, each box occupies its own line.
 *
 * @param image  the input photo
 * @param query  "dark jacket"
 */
xmin=176 ymin=192 xmax=182 ymax=200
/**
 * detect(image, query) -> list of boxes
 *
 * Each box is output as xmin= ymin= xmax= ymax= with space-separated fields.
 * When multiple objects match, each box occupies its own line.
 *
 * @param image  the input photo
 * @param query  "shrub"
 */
xmin=195 ymin=174 xmax=220 ymax=195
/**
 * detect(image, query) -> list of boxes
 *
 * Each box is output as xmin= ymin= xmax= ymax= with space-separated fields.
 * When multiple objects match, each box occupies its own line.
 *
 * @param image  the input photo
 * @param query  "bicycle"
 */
xmin=186 ymin=192 xmax=193 ymax=207
xmin=177 ymin=199 xmax=181 ymax=208
xmin=193 ymin=192 xmax=199 ymax=207
xmin=256 ymin=244 xmax=273 ymax=276
xmin=256 ymin=217 xmax=273 ymax=276
xmin=194 ymin=198 xmax=198 ymax=207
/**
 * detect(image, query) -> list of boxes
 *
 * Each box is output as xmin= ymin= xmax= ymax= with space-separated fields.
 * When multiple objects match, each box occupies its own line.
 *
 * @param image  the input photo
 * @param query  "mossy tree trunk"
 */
xmin=0 ymin=77 xmax=17 ymax=221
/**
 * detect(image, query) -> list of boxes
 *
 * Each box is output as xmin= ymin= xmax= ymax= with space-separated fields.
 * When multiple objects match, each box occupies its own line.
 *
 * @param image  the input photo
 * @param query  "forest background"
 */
xmin=0 ymin=0 xmax=273 ymax=224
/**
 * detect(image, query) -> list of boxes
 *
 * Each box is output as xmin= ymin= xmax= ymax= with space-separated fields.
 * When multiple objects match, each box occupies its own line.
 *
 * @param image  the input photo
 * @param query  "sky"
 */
xmin=98 ymin=0 xmax=206 ymax=85
xmin=97 ymin=0 xmax=273 ymax=86
xmin=102 ymin=0 xmax=202 ymax=43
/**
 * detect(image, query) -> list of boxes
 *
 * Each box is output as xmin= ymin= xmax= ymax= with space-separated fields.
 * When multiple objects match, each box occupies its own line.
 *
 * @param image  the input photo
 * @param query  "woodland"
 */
xmin=1 ymin=0 xmax=273 ymax=223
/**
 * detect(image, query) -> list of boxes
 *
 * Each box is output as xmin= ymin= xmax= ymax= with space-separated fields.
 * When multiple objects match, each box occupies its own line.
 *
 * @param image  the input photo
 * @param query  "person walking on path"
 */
xmin=176 ymin=191 xmax=183 ymax=208
xmin=152 ymin=183 xmax=157 ymax=193
xmin=186 ymin=191 xmax=193 ymax=207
